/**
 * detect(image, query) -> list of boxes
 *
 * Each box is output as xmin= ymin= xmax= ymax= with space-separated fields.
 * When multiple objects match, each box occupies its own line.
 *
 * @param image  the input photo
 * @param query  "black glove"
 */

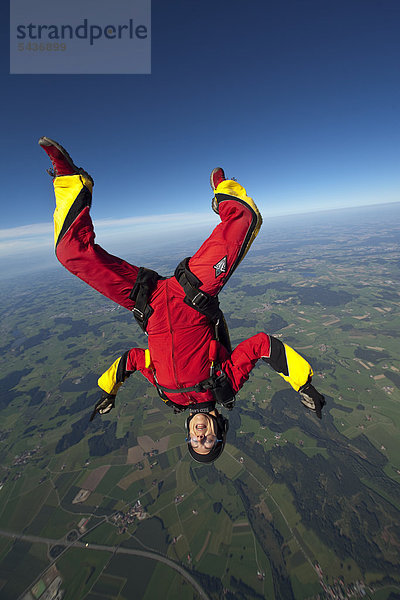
xmin=299 ymin=382 xmax=326 ymax=419
xmin=90 ymin=392 xmax=116 ymax=422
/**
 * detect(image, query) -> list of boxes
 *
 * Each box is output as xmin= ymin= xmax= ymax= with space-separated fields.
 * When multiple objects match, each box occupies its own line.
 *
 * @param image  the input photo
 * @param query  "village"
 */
xmin=110 ymin=500 xmax=149 ymax=534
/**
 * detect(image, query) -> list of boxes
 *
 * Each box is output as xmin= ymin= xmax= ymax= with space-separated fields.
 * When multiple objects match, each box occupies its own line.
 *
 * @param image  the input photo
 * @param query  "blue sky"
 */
xmin=1 ymin=0 xmax=400 ymax=274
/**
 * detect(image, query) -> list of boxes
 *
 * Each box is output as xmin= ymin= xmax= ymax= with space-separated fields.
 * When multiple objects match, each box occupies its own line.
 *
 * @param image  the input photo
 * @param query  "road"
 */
xmin=0 ymin=529 xmax=210 ymax=600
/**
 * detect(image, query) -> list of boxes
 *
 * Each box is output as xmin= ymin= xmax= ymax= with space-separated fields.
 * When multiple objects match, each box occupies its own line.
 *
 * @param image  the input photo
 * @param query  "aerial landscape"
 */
xmin=3 ymin=0 xmax=400 ymax=597
xmin=0 ymin=201 xmax=399 ymax=600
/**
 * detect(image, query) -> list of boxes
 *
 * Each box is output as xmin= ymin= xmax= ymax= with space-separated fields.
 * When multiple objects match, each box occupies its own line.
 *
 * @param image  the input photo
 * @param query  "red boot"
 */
xmin=38 ymin=137 xmax=93 ymax=185
xmin=210 ymin=167 xmax=226 ymax=191
xmin=210 ymin=167 xmax=226 ymax=214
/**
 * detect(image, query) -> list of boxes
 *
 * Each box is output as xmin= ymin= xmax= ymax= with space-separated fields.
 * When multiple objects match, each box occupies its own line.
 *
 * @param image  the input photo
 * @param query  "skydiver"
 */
xmin=39 ymin=137 xmax=326 ymax=464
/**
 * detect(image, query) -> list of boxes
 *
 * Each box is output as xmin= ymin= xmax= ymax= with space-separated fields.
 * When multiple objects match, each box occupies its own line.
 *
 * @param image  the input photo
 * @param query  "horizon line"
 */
xmin=1 ymin=198 xmax=399 ymax=240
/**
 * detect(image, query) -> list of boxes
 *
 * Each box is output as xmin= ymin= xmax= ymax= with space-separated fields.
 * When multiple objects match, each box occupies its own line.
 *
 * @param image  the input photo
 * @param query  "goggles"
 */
xmin=185 ymin=434 xmax=223 ymax=450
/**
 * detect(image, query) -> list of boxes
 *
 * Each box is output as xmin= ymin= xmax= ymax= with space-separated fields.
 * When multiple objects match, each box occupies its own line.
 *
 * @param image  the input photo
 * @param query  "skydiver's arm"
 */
xmin=90 ymin=348 xmax=148 ymax=420
xmin=223 ymin=333 xmax=312 ymax=391
xmin=221 ymin=333 xmax=326 ymax=418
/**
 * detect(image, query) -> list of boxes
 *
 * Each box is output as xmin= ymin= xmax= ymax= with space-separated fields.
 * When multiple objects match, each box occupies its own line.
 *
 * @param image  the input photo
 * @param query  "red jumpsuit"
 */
xmin=53 ymin=174 xmax=311 ymax=408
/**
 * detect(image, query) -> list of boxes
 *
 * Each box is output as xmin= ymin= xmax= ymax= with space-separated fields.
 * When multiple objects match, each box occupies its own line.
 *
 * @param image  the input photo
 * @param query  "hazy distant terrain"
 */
xmin=0 ymin=203 xmax=399 ymax=600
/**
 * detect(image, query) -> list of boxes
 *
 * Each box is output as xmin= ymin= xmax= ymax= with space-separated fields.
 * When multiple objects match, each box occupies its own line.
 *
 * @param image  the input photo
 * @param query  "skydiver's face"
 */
xmin=187 ymin=413 xmax=219 ymax=455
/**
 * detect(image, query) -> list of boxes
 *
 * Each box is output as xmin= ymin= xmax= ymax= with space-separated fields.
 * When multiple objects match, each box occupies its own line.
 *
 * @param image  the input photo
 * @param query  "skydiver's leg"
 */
xmin=187 ymin=179 xmax=262 ymax=297
xmin=39 ymin=137 xmax=139 ymax=309
xmin=221 ymin=333 xmax=313 ymax=393
xmin=52 ymin=173 xmax=138 ymax=310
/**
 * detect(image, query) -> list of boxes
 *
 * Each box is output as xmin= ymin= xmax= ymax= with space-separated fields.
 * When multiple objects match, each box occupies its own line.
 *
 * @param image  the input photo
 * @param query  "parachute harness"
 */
xmin=128 ymin=259 xmax=235 ymax=411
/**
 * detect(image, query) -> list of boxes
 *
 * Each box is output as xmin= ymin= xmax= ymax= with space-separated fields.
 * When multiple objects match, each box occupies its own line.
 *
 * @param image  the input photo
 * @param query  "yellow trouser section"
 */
xmin=216 ymin=179 xmax=263 ymax=263
xmin=279 ymin=344 xmax=313 ymax=392
xmin=53 ymin=174 xmax=93 ymax=246
xmin=98 ymin=356 xmax=123 ymax=395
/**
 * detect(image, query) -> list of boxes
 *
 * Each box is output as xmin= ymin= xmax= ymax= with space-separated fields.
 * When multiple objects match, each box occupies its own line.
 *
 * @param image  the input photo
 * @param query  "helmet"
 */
xmin=186 ymin=412 xmax=229 ymax=464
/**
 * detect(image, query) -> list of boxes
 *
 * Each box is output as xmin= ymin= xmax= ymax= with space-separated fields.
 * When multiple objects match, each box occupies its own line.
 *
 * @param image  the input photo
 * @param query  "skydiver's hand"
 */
xmin=90 ymin=392 xmax=116 ymax=422
xmin=299 ymin=382 xmax=326 ymax=419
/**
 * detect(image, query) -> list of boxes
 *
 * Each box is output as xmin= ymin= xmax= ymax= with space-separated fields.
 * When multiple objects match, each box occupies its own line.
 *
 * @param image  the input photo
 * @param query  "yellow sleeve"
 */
xmin=279 ymin=344 xmax=313 ymax=392
xmin=98 ymin=356 xmax=124 ymax=395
